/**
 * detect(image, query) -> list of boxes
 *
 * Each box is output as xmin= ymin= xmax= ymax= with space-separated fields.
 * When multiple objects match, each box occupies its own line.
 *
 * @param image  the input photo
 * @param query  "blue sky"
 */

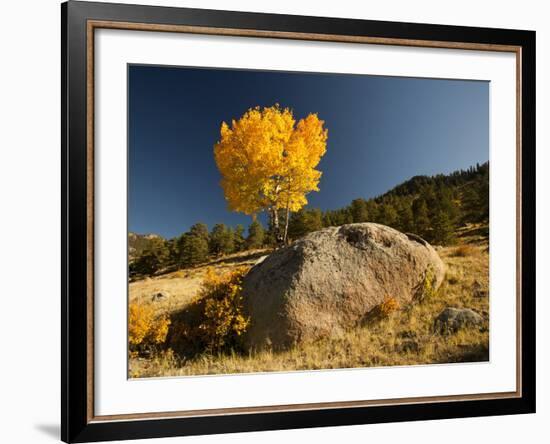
xmin=128 ymin=65 xmax=488 ymax=238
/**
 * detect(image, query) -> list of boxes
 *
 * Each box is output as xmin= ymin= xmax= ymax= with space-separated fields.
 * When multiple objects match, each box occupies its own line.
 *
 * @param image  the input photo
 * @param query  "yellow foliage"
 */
xmin=169 ymin=267 xmax=251 ymax=354
xmin=365 ymin=295 xmax=401 ymax=323
xmin=129 ymin=303 xmax=171 ymax=351
xmin=197 ymin=267 xmax=250 ymax=352
xmin=379 ymin=296 xmax=400 ymax=317
xmin=213 ymin=105 xmax=328 ymax=217
xmin=418 ymin=266 xmax=437 ymax=302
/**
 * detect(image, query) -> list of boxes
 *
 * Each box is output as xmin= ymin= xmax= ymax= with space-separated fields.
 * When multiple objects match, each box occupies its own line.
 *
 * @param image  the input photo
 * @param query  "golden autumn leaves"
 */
xmin=214 ymin=105 xmax=328 ymax=245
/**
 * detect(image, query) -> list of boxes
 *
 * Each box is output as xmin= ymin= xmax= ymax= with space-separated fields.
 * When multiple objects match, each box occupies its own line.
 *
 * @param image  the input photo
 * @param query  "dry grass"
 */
xmin=129 ymin=230 xmax=489 ymax=378
xmin=451 ymin=244 xmax=476 ymax=257
xmin=128 ymin=249 xmax=269 ymax=318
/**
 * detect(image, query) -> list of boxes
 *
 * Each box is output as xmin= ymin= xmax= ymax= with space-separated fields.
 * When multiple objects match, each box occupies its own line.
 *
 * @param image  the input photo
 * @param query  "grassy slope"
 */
xmin=129 ymin=226 xmax=489 ymax=378
xmin=129 ymin=249 xmax=270 ymax=319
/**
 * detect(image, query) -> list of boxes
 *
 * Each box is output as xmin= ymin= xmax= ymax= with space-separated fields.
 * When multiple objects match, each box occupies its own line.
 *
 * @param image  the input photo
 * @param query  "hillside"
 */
xmin=128 ymin=162 xmax=489 ymax=278
xmin=317 ymin=161 xmax=489 ymax=244
xmin=129 ymin=223 xmax=489 ymax=377
xmin=380 ymin=162 xmax=488 ymax=199
xmin=128 ymin=232 xmax=165 ymax=263
xmin=127 ymin=163 xmax=490 ymax=377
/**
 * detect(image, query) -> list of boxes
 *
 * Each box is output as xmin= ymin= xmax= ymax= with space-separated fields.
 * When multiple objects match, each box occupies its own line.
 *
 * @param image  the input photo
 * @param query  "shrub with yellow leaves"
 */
xmin=168 ymin=267 xmax=251 ymax=355
xmin=378 ymin=296 xmax=401 ymax=317
xmin=417 ymin=266 xmax=437 ymax=302
xmin=198 ymin=266 xmax=250 ymax=351
xmin=364 ymin=295 xmax=401 ymax=323
xmin=129 ymin=302 xmax=171 ymax=354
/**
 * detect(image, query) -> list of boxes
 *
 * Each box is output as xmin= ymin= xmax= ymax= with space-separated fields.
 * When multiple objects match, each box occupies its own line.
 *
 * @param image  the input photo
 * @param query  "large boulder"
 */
xmin=241 ymin=223 xmax=445 ymax=350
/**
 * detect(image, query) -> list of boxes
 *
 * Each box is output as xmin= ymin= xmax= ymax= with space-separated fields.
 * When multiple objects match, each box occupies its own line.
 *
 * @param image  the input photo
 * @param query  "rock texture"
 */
xmin=241 ymin=223 xmax=445 ymax=350
xmin=433 ymin=307 xmax=484 ymax=334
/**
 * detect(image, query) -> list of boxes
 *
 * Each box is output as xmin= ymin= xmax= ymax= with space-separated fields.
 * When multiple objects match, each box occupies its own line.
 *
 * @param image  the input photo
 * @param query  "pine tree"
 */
xmin=246 ymin=220 xmax=265 ymax=249
xmin=177 ymin=223 xmax=209 ymax=267
xmin=431 ymin=210 xmax=456 ymax=245
xmin=209 ymin=223 xmax=235 ymax=255
xmin=477 ymin=178 xmax=489 ymax=221
xmin=412 ymin=197 xmax=430 ymax=238
xmin=366 ymin=200 xmax=379 ymax=223
xmin=182 ymin=235 xmax=209 ymax=266
xmin=350 ymin=198 xmax=369 ymax=223
xmin=129 ymin=237 xmax=170 ymax=276
xmin=397 ymin=202 xmax=414 ymax=233
xmin=189 ymin=223 xmax=209 ymax=242
xmin=378 ymin=203 xmax=398 ymax=228
xmin=233 ymin=224 xmax=245 ymax=252
xmin=461 ymin=185 xmax=480 ymax=223
xmin=288 ymin=208 xmax=323 ymax=239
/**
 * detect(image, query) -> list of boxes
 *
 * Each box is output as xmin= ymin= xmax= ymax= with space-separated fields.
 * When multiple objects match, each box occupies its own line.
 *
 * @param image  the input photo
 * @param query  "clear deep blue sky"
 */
xmin=129 ymin=65 xmax=488 ymax=239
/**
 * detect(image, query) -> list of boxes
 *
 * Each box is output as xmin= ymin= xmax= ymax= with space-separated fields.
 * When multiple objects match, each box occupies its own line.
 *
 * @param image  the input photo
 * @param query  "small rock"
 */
xmin=434 ymin=307 xmax=483 ymax=334
xmin=254 ymin=255 xmax=269 ymax=266
xmin=151 ymin=292 xmax=168 ymax=302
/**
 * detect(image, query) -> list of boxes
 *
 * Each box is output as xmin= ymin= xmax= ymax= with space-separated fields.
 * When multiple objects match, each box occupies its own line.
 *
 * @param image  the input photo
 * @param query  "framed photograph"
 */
xmin=62 ymin=1 xmax=535 ymax=442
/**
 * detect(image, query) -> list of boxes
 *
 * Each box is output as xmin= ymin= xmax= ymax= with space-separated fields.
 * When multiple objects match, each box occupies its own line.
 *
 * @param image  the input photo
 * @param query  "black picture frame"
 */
xmin=62 ymin=1 xmax=536 ymax=442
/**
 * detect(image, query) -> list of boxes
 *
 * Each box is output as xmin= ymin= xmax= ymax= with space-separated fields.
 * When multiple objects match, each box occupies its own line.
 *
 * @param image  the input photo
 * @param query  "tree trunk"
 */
xmin=283 ymin=204 xmax=291 ymax=245
xmin=282 ymin=177 xmax=292 ymax=245
xmin=271 ymin=206 xmax=283 ymax=247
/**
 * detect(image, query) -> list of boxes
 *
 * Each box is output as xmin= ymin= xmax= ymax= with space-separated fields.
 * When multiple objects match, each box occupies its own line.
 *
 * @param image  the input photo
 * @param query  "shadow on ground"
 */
xmin=436 ymin=343 xmax=489 ymax=364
